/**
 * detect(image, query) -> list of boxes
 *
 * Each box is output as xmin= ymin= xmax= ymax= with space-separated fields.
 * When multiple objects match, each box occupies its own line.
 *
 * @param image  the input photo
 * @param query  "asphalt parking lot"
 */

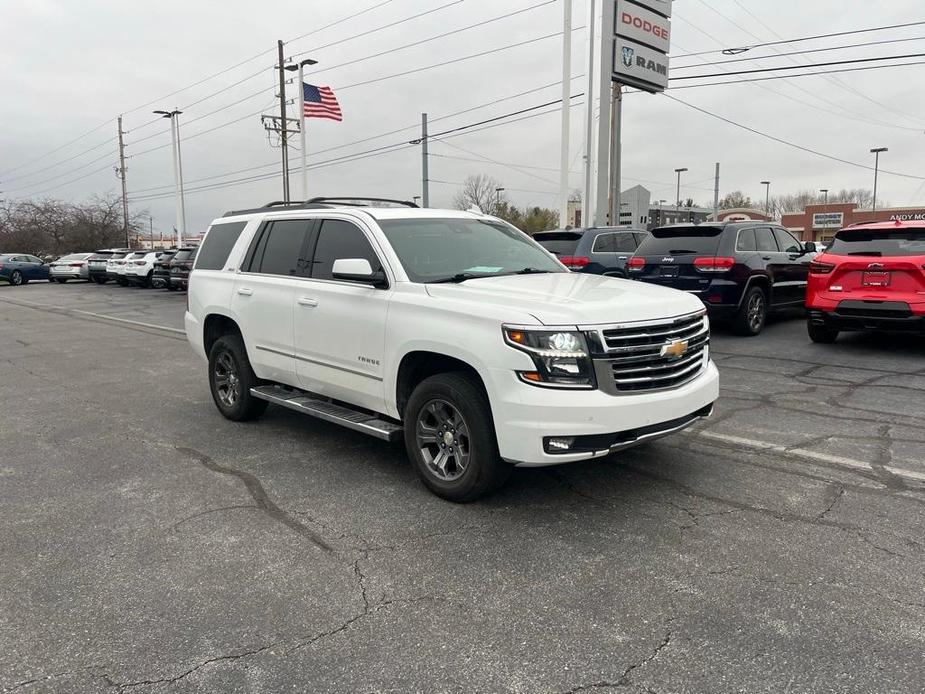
xmin=2 ymin=281 xmax=924 ymax=694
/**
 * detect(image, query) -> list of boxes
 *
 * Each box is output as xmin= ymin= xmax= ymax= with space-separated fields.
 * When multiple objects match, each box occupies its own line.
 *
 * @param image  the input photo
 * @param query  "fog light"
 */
xmin=547 ymin=437 xmax=575 ymax=452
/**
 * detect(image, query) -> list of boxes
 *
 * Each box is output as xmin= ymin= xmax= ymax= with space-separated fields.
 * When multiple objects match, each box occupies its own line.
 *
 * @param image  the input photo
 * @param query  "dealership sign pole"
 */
xmin=593 ymin=0 xmax=672 ymax=227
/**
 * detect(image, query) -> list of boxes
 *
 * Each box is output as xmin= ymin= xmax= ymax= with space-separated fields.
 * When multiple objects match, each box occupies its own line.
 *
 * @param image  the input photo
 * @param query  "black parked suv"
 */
xmin=168 ymin=246 xmax=198 ymax=290
xmin=152 ymin=249 xmax=177 ymax=288
xmin=628 ymin=222 xmax=816 ymax=335
xmin=87 ymin=248 xmax=131 ymax=284
xmin=534 ymin=227 xmax=647 ymax=276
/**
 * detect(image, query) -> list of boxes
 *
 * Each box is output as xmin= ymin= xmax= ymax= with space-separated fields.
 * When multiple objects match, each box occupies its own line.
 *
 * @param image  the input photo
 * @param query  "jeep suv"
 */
xmin=185 ymin=198 xmax=719 ymax=501
xmin=628 ymin=222 xmax=816 ymax=335
xmin=806 ymin=220 xmax=925 ymax=342
xmin=534 ymin=227 xmax=647 ymax=276
xmin=168 ymin=246 xmax=198 ymax=290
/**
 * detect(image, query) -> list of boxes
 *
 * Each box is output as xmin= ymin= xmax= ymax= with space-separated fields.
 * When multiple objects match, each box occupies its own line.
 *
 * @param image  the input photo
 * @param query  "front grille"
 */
xmin=594 ymin=313 xmax=709 ymax=393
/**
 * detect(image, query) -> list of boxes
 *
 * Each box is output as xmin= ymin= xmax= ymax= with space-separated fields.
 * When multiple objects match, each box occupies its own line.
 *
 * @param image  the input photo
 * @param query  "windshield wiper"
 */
xmin=428 ymin=272 xmax=491 ymax=284
xmin=511 ymin=267 xmax=553 ymax=275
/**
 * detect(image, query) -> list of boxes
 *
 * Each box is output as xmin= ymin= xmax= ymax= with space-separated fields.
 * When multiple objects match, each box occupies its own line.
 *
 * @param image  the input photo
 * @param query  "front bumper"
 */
xmin=491 ymin=360 xmax=720 ymax=466
xmin=169 ymin=274 xmax=190 ymax=288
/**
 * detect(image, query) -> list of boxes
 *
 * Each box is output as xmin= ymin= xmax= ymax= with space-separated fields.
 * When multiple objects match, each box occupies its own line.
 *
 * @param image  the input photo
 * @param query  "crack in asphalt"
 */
xmin=816 ymin=484 xmax=846 ymax=521
xmin=560 ymin=631 xmax=672 ymax=694
xmin=175 ymin=446 xmax=334 ymax=552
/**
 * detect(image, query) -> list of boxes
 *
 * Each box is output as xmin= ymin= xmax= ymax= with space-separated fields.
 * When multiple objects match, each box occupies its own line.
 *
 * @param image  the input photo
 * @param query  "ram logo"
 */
xmin=660 ymin=339 xmax=689 ymax=359
xmin=622 ymin=46 xmax=635 ymax=68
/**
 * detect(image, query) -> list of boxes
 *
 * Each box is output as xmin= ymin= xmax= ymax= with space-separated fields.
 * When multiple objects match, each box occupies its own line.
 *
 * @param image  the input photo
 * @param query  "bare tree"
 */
xmin=453 ymin=174 xmax=508 ymax=214
xmin=720 ymin=191 xmax=753 ymax=209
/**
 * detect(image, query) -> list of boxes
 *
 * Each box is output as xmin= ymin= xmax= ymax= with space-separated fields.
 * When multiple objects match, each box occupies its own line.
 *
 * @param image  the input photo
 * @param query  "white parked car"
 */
xmin=123 ymin=251 xmax=164 ymax=287
xmin=185 ymin=198 xmax=719 ymax=501
xmin=49 ymin=253 xmax=93 ymax=282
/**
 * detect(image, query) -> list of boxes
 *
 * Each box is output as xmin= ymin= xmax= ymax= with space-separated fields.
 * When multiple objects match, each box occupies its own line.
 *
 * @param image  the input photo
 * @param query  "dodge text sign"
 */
xmin=613 ymin=37 xmax=669 ymax=92
xmin=615 ymin=2 xmax=670 ymax=53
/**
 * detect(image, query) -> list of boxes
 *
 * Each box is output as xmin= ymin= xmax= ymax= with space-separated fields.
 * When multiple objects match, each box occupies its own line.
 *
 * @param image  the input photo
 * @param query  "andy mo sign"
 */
xmin=611 ymin=0 xmax=671 ymax=93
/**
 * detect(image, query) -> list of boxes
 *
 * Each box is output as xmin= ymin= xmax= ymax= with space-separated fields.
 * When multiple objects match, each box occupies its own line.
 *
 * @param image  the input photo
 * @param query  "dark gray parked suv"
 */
xmin=534 ymin=227 xmax=647 ymax=276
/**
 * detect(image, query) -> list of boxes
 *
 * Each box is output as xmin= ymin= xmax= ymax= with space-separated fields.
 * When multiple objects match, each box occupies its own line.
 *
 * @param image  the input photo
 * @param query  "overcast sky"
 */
xmin=2 ymin=0 xmax=924 ymax=234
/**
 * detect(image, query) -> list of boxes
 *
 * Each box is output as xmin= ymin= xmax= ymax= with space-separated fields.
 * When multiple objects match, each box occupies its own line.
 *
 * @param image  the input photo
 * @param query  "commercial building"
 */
xmin=781 ymin=203 xmax=925 ymax=243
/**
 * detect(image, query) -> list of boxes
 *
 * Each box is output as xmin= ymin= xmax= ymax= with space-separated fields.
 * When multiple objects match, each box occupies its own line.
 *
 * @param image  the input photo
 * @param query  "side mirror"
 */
xmin=804 ymin=242 xmax=817 ymax=253
xmin=331 ymin=258 xmax=387 ymax=288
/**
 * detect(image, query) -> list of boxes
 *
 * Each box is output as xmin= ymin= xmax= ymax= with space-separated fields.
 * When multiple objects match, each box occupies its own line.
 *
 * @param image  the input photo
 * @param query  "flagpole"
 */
xmin=298 ymin=64 xmax=307 ymax=201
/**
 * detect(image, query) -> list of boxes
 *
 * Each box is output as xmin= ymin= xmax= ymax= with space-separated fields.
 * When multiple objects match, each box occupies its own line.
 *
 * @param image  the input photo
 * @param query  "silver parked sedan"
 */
xmin=49 ymin=253 xmax=93 ymax=282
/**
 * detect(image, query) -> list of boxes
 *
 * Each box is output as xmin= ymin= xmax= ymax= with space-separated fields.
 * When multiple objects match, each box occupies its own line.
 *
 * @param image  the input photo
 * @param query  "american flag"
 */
xmin=302 ymin=83 xmax=342 ymax=122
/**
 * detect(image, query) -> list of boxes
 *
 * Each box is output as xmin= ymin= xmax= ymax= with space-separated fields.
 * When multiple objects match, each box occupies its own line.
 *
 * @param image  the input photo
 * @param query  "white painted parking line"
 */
xmin=692 ymin=430 xmax=925 ymax=484
xmin=70 ymin=309 xmax=185 ymax=335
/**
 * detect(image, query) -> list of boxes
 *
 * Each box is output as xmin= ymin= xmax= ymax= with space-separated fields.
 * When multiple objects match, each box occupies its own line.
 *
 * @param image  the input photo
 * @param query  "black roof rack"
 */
xmin=223 ymin=196 xmax=418 ymax=217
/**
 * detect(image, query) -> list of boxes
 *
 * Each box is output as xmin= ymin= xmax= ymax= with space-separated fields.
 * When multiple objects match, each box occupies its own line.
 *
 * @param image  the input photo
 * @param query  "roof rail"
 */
xmin=305 ymin=197 xmax=419 ymax=208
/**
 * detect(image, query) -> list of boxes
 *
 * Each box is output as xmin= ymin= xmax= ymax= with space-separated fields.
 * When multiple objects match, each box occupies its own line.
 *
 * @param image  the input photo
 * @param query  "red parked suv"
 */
xmin=806 ymin=220 xmax=925 ymax=343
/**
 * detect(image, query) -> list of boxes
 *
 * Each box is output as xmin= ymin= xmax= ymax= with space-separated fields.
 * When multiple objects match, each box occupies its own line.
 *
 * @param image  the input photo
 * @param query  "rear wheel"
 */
xmin=143 ymin=271 xmax=153 ymax=288
xmin=10 ymin=271 xmax=24 ymax=286
xmin=208 ymin=334 xmax=268 ymax=421
xmin=732 ymin=286 xmax=767 ymax=336
xmin=808 ymin=320 xmax=839 ymax=344
xmin=404 ymin=372 xmax=511 ymax=502
xmin=57 ymin=278 xmax=68 ymax=284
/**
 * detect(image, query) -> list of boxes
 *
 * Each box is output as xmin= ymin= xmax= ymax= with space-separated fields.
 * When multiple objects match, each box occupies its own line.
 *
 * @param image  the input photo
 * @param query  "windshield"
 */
xmin=533 ymin=231 xmax=582 ymax=255
xmin=636 ymin=226 xmax=723 ymax=256
xmin=378 ymin=218 xmax=564 ymax=283
xmin=58 ymin=254 xmax=88 ymax=262
xmin=826 ymin=228 xmax=925 ymax=257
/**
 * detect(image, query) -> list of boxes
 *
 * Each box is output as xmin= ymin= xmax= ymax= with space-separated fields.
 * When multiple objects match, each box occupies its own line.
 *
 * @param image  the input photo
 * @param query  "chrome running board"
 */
xmin=250 ymin=385 xmax=403 ymax=442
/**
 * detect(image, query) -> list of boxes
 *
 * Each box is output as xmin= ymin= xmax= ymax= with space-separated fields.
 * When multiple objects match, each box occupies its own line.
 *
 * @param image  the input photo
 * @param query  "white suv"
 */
xmin=123 ymin=251 xmax=162 ymax=287
xmin=185 ymin=198 xmax=719 ymax=501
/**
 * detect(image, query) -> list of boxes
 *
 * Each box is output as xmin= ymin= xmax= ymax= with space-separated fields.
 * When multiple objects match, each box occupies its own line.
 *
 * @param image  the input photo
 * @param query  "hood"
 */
xmin=424 ymin=272 xmax=704 ymax=326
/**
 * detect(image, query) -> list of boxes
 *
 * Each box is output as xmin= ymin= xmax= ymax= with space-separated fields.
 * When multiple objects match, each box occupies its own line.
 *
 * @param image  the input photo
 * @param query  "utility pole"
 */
xmin=761 ymin=181 xmax=771 ymax=219
xmin=277 ymin=39 xmax=290 ymax=203
xmin=421 ymin=113 xmax=429 ymax=208
xmin=116 ymin=116 xmax=130 ymax=247
xmin=675 ymin=168 xmax=687 ymax=215
xmin=820 ymin=188 xmax=829 ymax=241
xmin=713 ymin=162 xmax=720 ymax=221
xmin=153 ymin=109 xmax=186 ymax=246
xmin=559 ymin=0 xmax=572 ymax=229
xmin=593 ymin=0 xmax=615 ymax=227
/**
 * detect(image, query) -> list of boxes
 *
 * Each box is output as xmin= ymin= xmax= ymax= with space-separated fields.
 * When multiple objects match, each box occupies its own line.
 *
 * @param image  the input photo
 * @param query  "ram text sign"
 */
xmin=613 ymin=37 xmax=670 ymax=92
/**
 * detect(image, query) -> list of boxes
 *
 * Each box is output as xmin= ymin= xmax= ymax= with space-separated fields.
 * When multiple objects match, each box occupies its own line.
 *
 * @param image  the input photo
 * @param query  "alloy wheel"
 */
xmin=213 ymin=351 xmax=240 ymax=408
xmin=748 ymin=292 xmax=765 ymax=332
xmin=416 ymin=399 xmax=471 ymax=482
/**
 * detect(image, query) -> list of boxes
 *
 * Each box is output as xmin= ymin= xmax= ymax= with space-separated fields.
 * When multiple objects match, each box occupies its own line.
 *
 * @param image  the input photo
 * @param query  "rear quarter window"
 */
xmin=533 ymin=232 xmax=582 ymax=255
xmin=196 ymin=221 xmax=248 ymax=270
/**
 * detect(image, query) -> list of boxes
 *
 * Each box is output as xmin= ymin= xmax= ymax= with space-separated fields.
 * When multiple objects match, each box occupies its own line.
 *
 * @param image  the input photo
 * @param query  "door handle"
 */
xmin=761 ymin=256 xmax=772 ymax=261
xmin=297 ymin=297 xmax=318 ymax=307
xmin=618 ymin=256 xmax=628 ymax=260
xmin=237 ymin=287 xmax=253 ymax=296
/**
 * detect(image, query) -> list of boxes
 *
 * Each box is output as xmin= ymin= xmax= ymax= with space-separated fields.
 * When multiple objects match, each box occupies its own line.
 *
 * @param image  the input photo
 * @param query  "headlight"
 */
xmin=503 ymin=327 xmax=596 ymax=389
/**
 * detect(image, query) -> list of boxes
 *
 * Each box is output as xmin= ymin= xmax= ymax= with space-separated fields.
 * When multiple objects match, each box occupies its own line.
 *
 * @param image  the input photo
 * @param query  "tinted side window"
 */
xmin=256 ymin=220 xmax=312 ymax=276
xmin=613 ymin=234 xmax=637 ymax=252
xmin=755 ymin=227 xmax=779 ymax=253
xmin=310 ymin=220 xmax=380 ymax=281
xmin=736 ymin=228 xmax=757 ymax=252
xmin=591 ymin=233 xmax=616 ymax=253
xmin=773 ymin=228 xmax=802 ymax=253
xmin=196 ymin=221 xmax=247 ymax=270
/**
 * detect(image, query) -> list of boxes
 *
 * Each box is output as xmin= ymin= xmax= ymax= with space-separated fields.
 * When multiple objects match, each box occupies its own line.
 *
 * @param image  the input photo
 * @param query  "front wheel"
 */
xmin=733 ymin=286 xmax=767 ymax=336
xmin=808 ymin=320 xmax=839 ymax=344
xmin=57 ymin=278 xmax=68 ymax=284
xmin=208 ymin=334 xmax=268 ymax=421
xmin=404 ymin=372 xmax=511 ymax=502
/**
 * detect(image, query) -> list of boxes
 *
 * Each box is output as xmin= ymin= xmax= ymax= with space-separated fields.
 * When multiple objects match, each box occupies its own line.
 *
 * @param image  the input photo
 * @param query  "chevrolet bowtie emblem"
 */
xmin=660 ymin=339 xmax=689 ymax=358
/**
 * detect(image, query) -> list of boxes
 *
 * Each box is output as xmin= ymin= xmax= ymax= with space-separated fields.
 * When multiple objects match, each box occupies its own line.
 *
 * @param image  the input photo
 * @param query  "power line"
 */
xmin=662 ymin=93 xmax=925 ymax=181
xmin=0 ymin=120 xmax=112 ymax=179
xmin=672 ymin=19 xmax=925 ymax=59
xmin=671 ymin=51 xmax=925 ymax=81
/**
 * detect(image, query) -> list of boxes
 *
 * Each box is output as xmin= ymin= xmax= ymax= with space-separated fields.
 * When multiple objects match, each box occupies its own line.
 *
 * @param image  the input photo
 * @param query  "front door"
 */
xmin=294 ymin=217 xmax=391 ymax=413
xmin=755 ymin=226 xmax=791 ymax=305
xmin=773 ymin=227 xmax=811 ymax=305
xmin=231 ymin=219 xmax=313 ymax=385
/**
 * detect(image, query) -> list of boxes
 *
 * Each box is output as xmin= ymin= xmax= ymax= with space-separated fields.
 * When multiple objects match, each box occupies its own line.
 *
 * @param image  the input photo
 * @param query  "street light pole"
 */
xmin=820 ymin=188 xmax=829 ymax=241
xmin=674 ymin=168 xmax=687 ymax=216
xmin=154 ymin=109 xmax=186 ymax=246
xmin=870 ymin=147 xmax=888 ymax=213
xmin=761 ymin=181 xmax=771 ymax=219
xmin=494 ymin=187 xmax=505 ymax=216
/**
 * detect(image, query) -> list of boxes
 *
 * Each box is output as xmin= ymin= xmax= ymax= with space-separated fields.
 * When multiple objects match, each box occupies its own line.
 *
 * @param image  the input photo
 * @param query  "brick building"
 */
xmin=782 ymin=203 xmax=925 ymax=243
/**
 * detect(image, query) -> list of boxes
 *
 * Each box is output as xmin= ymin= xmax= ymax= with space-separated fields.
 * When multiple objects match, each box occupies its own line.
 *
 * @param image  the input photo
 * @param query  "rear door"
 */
xmin=632 ymin=226 xmax=724 ymax=292
xmin=824 ymin=227 xmax=925 ymax=306
xmin=23 ymin=255 xmax=46 ymax=279
xmin=754 ymin=226 xmax=791 ymax=304
xmin=232 ymin=219 xmax=314 ymax=384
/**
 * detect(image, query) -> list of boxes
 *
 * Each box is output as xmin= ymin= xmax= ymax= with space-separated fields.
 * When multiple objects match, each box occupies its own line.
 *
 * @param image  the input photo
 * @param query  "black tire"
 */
xmin=116 ymin=278 xmax=128 ymax=286
xmin=732 ymin=286 xmax=767 ymax=336
xmin=57 ymin=278 xmax=68 ymax=284
xmin=143 ymin=271 xmax=153 ymax=288
xmin=207 ymin=334 xmax=268 ymax=422
xmin=808 ymin=320 xmax=839 ymax=344
xmin=403 ymin=372 xmax=511 ymax=502
xmin=9 ymin=271 xmax=23 ymax=286
xmin=166 ymin=283 xmax=178 ymax=291
xmin=94 ymin=276 xmax=107 ymax=284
